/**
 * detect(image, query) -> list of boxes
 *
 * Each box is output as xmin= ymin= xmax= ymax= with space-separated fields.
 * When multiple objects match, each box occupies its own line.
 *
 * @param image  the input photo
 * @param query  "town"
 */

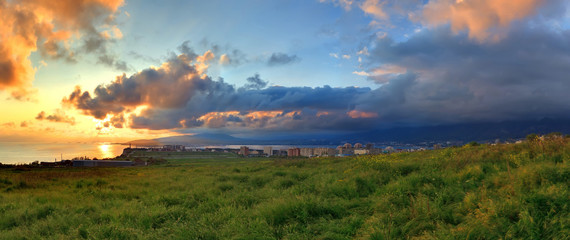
xmin=121 ymin=142 xmax=427 ymax=158
xmin=0 ymin=142 xmax=425 ymax=168
xmin=0 ymin=138 xmax=532 ymax=168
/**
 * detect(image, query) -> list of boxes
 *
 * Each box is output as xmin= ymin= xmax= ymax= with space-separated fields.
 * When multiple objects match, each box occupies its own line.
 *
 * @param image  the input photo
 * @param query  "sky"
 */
xmin=1 ymin=0 xmax=570 ymax=143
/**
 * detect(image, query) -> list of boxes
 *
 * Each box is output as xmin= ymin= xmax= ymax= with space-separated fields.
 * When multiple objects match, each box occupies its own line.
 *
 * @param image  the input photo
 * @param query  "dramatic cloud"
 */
xmin=36 ymin=109 xmax=76 ymax=125
xmin=359 ymin=24 xmax=570 ymax=124
xmin=267 ymin=53 xmax=300 ymax=66
xmin=64 ymin=12 xmax=570 ymax=134
xmin=0 ymin=0 xmax=124 ymax=99
xmin=62 ymin=47 xmax=380 ymax=131
xmin=321 ymin=0 xmax=557 ymax=42
xmin=62 ymin=52 xmax=209 ymax=120
xmin=419 ymin=0 xmax=546 ymax=42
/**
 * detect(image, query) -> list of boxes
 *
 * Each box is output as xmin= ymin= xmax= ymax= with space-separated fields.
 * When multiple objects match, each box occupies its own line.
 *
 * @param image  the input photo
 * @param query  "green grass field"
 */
xmin=0 ymin=138 xmax=568 ymax=239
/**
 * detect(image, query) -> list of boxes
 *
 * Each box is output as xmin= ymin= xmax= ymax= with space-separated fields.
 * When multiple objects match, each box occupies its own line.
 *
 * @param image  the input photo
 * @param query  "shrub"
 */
xmin=467 ymin=141 xmax=480 ymax=147
xmin=526 ymin=133 xmax=539 ymax=143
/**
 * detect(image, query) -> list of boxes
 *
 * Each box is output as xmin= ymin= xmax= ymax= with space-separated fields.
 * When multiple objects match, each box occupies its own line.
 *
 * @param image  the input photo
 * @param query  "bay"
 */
xmin=0 ymin=142 xmax=125 ymax=164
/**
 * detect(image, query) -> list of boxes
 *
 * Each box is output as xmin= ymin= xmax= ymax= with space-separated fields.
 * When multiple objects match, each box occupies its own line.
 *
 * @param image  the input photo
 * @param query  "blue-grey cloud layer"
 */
xmin=358 ymin=24 xmax=570 ymax=124
xmin=63 ymin=9 xmax=570 ymax=132
xmin=62 ymin=49 xmax=376 ymax=130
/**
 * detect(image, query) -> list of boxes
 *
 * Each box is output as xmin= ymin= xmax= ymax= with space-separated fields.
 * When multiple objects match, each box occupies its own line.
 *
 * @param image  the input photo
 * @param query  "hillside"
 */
xmin=0 ymin=137 xmax=568 ymax=239
xmin=138 ymin=119 xmax=570 ymax=146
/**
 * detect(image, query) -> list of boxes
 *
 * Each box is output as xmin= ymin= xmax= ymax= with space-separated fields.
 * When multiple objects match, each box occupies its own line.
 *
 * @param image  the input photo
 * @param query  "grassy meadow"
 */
xmin=0 ymin=138 xmax=568 ymax=239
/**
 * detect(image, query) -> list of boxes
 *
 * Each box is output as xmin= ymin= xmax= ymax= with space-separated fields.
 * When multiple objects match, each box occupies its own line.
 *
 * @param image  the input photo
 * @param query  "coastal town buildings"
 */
xmin=354 ymin=149 xmax=369 ymax=155
xmin=239 ymin=146 xmax=250 ymax=156
xmin=313 ymin=147 xmax=336 ymax=156
xmin=264 ymin=146 xmax=273 ymax=156
xmin=300 ymin=148 xmax=313 ymax=157
xmin=287 ymin=148 xmax=300 ymax=157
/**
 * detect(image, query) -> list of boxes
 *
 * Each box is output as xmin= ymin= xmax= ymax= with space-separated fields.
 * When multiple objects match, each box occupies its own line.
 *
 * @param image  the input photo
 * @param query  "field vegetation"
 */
xmin=0 ymin=136 xmax=568 ymax=239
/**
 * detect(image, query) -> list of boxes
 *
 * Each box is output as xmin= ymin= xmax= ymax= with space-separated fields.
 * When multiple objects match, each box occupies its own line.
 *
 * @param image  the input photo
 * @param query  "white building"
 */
xmin=300 ymin=148 xmax=314 ymax=157
xmin=263 ymin=146 xmax=273 ymax=156
xmin=354 ymin=149 xmax=369 ymax=155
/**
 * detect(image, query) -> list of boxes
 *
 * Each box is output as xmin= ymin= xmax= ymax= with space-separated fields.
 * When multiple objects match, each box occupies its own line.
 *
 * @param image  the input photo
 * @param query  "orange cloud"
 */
xmin=196 ymin=110 xmax=315 ymax=129
xmin=420 ymin=0 xmax=544 ymax=42
xmin=347 ymin=110 xmax=378 ymax=119
xmin=219 ymin=54 xmax=230 ymax=65
xmin=197 ymin=111 xmax=241 ymax=121
xmin=360 ymin=0 xmax=388 ymax=20
xmin=354 ymin=64 xmax=407 ymax=83
xmin=0 ymin=0 xmax=124 ymax=99
xmin=197 ymin=111 xmax=240 ymax=128
xmin=195 ymin=50 xmax=215 ymax=75
xmin=244 ymin=111 xmax=280 ymax=119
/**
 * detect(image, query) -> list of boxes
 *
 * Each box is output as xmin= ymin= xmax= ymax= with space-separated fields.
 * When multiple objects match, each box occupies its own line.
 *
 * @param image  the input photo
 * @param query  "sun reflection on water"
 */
xmin=98 ymin=144 xmax=115 ymax=159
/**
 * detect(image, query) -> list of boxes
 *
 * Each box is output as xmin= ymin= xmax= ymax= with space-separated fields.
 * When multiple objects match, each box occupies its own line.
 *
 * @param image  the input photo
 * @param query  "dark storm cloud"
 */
xmin=267 ymin=53 xmax=300 ymax=66
xmin=359 ymin=24 xmax=570 ymax=125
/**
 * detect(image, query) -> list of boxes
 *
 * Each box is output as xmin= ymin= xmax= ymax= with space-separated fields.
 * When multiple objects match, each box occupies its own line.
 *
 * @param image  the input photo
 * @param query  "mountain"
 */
xmin=126 ymin=139 xmax=162 ymax=146
xmin=129 ymin=118 xmax=570 ymax=146
xmin=343 ymin=118 xmax=570 ymax=144
xmin=154 ymin=133 xmax=249 ymax=145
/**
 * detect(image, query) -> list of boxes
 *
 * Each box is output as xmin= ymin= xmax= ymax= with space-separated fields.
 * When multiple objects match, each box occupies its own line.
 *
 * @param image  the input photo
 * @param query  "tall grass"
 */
xmin=0 ymin=139 xmax=568 ymax=239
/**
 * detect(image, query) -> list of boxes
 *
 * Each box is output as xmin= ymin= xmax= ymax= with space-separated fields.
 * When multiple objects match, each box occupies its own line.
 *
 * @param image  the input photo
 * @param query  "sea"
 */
xmin=0 ymin=142 xmax=126 ymax=165
xmin=0 ymin=142 xmax=419 ymax=165
xmin=0 ymin=143 xmax=335 ymax=164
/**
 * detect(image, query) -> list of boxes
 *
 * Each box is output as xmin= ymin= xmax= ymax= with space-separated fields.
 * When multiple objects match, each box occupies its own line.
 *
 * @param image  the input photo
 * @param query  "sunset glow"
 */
xmin=97 ymin=144 xmax=113 ymax=159
xmin=0 ymin=0 xmax=569 ymax=144
xmin=2 ymin=2 xmax=569 ymax=238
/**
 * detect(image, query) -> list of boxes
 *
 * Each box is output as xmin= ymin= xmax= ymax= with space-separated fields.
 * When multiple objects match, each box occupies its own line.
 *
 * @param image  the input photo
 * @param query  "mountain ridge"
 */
xmin=128 ymin=119 xmax=570 ymax=146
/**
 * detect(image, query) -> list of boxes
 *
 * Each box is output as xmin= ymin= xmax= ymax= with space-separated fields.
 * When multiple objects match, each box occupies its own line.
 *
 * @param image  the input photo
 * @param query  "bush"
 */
xmin=526 ymin=133 xmax=539 ymax=143
xmin=467 ymin=141 xmax=480 ymax=147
